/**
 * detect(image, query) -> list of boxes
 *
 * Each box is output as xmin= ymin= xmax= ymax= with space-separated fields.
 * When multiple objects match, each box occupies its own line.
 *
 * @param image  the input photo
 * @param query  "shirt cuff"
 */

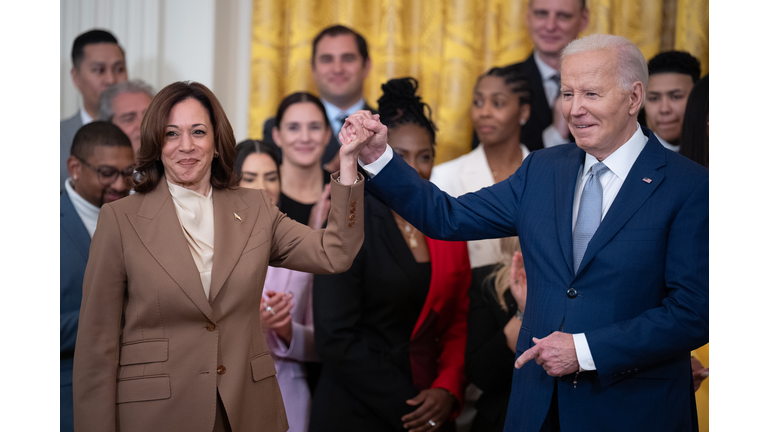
xmin=359 ymin=144 xmax=393 ymax=178
xmin=573 ymin=333 xmax=596 ymax=371
xmin=542 ymin=124 xmax=570 ymax=148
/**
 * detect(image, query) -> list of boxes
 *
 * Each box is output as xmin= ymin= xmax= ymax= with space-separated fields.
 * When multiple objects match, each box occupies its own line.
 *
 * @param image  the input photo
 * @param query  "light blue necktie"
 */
xmin=573 ymin=162 xmax=610 ymax=273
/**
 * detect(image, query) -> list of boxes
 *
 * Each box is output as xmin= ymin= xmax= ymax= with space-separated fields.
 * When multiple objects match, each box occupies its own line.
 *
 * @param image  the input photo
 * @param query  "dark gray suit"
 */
xmin=61 ymin=111 xmax=84 ymax=190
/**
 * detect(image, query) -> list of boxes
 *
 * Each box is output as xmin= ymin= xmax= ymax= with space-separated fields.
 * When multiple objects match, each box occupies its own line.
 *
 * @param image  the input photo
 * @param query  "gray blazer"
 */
xmin=61 ymin=111 xmax=83 ymax=190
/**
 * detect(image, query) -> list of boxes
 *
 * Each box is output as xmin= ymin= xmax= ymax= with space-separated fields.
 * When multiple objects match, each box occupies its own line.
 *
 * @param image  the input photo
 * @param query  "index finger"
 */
xmin=515 ymin=345 xmax=539 ymax=369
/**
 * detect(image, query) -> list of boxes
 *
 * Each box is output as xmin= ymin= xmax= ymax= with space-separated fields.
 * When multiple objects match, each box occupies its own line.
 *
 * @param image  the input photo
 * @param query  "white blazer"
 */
xmin=430 ymin=144 xmax=529 ymax=268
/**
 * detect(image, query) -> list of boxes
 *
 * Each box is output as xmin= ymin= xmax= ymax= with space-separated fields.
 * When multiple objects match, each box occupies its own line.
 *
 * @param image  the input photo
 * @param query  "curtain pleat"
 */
xmin=249 ymin=0 xmax=708 ymax=163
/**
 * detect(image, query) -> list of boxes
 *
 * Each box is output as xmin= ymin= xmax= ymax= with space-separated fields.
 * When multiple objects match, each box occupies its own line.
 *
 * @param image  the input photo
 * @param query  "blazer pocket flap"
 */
xmin=243 ymin=229 xmax=269 ymax=254
xmin=250 ymin=353 xmax=276 ymax=382
xmin=116 ymin=375 xmax=171 ymax=404
xmin=119 ymin=339 xmax=169 ymax=366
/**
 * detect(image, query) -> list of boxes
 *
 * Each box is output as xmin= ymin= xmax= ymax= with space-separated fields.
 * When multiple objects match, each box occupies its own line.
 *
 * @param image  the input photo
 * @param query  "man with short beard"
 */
xmin=60 ymin=121 xmax=133 ymax=432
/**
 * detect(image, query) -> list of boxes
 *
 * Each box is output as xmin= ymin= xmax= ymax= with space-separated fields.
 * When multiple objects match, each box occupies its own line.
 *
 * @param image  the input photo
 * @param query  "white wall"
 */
xmin=60 ymin=0 xmax=253 ymax=142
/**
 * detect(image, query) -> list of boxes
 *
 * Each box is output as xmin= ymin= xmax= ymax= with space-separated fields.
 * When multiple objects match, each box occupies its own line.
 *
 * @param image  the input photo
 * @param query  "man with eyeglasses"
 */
xmin=60 ymin=121 xmax=133 ymax=432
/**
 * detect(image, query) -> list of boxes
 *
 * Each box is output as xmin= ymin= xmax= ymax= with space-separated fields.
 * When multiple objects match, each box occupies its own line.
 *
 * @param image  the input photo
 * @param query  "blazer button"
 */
xmin=567 ymin=288 xmax=577 ymax=299
xmin=349 ymin=214 xmax=355 ymax=221
xmin=348 ymin=222 xmax=355 ymax=228
xmin=217 ymin=365 xmax=226 ymax=375
xmin=206 ymin=322 xmax=216 ymax=331
xmin=351 ymin=200 xmax=357 ymax=206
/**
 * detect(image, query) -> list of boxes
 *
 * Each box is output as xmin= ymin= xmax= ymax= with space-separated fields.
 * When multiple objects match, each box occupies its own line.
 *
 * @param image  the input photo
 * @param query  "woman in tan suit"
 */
xmin=72 ymin=81 xmax=368 ymax=432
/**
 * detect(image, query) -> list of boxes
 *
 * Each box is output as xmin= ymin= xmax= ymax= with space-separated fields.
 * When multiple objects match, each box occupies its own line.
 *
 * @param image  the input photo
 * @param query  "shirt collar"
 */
xmin=582 ymin=123 xmax=648 ymax=182
xmin=322 ymin=98 xmax=365 ymax=120
xmin=533 ymin=51 xmax=559 ymax=81
xmin=65 ymin=177 xmax=100 ymax=237
xmin=80 ymin=108 xmax=93 ymax=125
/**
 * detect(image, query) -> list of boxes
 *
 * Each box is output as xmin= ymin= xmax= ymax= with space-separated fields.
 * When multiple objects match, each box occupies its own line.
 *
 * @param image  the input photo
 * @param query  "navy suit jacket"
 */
xmin=365 ymin=128 xmax=708 ymax=432
xmin=60 ymin=190 xmax=91 ymax=432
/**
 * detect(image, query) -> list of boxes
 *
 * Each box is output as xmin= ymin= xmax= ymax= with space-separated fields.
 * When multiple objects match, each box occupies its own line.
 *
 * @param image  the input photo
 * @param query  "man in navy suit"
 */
xmin=61 ymin=122 xmax=133 ymax=432
xmin=348 ymin=34 xmax=708 ymax=431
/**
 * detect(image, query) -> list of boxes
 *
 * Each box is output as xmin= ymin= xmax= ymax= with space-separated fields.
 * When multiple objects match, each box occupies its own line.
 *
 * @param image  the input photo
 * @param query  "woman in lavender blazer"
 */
xmin=235 ymin=139 xmax=326 ymax=432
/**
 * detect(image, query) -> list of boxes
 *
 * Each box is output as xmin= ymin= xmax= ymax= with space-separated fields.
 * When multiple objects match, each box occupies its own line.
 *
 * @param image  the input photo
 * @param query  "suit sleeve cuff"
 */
xmin=573 ymin=333 xmax=596 ymax=371
xmin=359 ymin=145 xmax=393 ymax=178
xmin=542 ymin=124 xmax=570 ymax=148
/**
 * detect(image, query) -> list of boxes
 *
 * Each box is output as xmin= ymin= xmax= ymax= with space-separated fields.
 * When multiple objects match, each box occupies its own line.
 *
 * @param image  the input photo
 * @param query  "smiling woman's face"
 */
xmin=272 ymin=102 xmax=330 ymax=168
xmin=161 ymin=98 xmax=215 ymax=194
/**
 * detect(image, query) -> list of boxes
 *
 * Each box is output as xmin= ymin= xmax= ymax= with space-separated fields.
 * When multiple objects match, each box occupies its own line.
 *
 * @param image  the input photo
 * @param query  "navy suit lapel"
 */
xmin=555 ymin=146 xmax=585 ymax=276
xmin=576 ymin=131 xmax=666 ymax=276
xmin=60 ymin=191 xmax=91 ymax=260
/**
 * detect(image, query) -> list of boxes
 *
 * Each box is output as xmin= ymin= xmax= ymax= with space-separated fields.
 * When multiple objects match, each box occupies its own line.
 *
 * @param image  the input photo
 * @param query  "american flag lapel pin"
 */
xmin=642 ymin=177 xmax=652 ymax=184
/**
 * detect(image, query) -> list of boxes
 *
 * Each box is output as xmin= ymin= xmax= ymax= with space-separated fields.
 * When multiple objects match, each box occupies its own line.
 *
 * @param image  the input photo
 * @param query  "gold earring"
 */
xmin=214 ymin=151 xmax=219 ymax=158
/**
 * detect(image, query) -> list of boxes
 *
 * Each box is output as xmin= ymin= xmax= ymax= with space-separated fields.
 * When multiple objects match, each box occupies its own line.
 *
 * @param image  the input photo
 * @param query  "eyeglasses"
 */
xmin=76 ymin=156 xmax=135 ymax=185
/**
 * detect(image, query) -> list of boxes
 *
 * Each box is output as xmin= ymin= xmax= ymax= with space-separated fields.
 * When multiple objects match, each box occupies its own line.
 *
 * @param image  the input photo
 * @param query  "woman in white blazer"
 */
xmin=431 ymin=65 xmax=532 ymax=269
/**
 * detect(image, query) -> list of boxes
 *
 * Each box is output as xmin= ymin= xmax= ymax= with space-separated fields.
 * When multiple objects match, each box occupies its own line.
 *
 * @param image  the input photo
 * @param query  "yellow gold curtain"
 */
xmin=249 ymin=0 xmax=709 ymax=164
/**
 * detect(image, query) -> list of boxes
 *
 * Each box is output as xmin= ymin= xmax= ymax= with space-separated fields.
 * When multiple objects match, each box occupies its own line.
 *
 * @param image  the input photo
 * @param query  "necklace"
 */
xmin=397 ymin=222 xmax=419 ymax=249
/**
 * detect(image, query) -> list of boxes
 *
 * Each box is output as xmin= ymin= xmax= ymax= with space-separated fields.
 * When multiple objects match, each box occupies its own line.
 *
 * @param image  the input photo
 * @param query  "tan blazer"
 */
xmin=73 ymin=176 xmax=364 ymax=432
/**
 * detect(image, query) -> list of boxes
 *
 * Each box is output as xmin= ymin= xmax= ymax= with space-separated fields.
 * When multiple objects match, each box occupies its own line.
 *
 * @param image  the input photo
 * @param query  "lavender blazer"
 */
xmin=263 ymin=266 xmax=319 ymax=432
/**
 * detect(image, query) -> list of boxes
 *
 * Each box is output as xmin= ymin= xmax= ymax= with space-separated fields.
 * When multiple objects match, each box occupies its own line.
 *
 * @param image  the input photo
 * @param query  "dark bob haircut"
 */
xmin=130 ymin=81 xmax=237 ymax=193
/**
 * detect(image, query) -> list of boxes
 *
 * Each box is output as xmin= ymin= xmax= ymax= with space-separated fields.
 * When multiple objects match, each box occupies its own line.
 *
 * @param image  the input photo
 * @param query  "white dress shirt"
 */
xmin=361 ymin=123 xmax=649 ymax=372
xmin=65 ymin=178 xmax=100 ymax=238
xmin=79 ymin=108 xmax=94 ymax=126
xmin=533 ymin=51 xmax=560 ymax=108
xmin=322 ymin=98 xmax=366 ymax=137
xmin=533 ymin=52 xmax=570 ymax=148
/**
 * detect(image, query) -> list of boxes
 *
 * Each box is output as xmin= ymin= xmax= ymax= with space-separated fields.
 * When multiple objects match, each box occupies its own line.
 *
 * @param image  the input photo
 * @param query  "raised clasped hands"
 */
xmin=339 ymin=110 xmax=389 ymax=166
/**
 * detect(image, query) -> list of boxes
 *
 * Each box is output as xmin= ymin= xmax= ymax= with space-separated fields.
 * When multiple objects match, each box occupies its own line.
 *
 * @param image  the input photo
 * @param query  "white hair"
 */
xmin=561 ymin=34 xmax=648 ymax=100
xmin=98 ymin=79 xmax=156 ymax=122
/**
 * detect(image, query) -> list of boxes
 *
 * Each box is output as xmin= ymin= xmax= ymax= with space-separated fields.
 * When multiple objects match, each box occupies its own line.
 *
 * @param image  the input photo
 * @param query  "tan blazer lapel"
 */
xmin=209 ymin=188 xmax=259 ymax=302
xmin=126 ymin=179 xmax=214 ymax=321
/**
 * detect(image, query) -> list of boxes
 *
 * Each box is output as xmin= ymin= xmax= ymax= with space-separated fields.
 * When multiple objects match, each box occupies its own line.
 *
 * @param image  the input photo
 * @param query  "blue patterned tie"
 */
xmin=573 ymin=162 xmax=610 ymax=273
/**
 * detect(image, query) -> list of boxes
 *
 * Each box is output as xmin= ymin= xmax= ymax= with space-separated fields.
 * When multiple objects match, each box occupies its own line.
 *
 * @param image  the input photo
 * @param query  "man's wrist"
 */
xmin=359 ymin=144 xmax=393 ymax=178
